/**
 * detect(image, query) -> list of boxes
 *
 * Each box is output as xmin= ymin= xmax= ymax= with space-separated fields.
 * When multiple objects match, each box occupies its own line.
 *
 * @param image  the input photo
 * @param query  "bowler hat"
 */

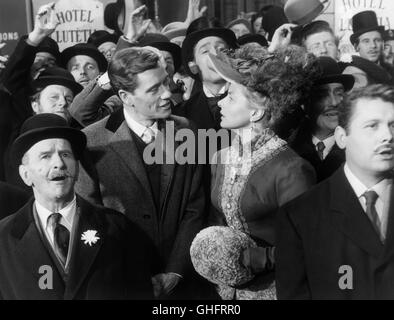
xmin=261 ymin=6 xmax=289 ymax=41
xmin=87 ymin=30 xmax=119 ymax=48
xmin=314 ymin=56 xmax=355 ymax=91
xmin=31 ymin=67 xmax=83 ymax=96
xmin=285 ymin=0 xmax=326 ymax=25
xmin=36 ymin=37 xmax=60 ymax=62
xmin=237 ymin=33 xmax=268 ymax=47
xmin=182 ymin=17 xmax=237 ymax=78
xmin=350 ymin=11 xmax=385 ymax=45
xmin=139 ymin=33 xmax=182 ymax=72
xmin=11 ymin=114 xmax=86 ymax=164
xmin=61 ymin=43 xmax=108 ymax=72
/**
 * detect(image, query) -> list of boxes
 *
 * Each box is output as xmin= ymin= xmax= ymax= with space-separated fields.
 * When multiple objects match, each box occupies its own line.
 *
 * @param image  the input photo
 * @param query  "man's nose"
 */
xmin=52 ymin=153 xmax=66 ymax=169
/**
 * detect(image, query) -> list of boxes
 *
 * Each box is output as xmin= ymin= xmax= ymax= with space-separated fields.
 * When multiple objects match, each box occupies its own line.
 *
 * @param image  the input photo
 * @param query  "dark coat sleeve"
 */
xmin=276 ymin=205 xmax=311 ymax=300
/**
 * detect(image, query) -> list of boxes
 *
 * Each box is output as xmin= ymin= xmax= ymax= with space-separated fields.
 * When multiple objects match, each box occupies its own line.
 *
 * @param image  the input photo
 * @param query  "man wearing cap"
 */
xmin=277 ymin=85 xmax=394 ymax=299
xmin=343 ymin=11 xmax=393 ymax=87
xmin=291 ymin=57 xmax=354 ymax=182
xmin=0 ymin=114 xmax=153 ymax=299
xmin=75 ymin=47 xmax=206 ymax=299
xmin=383 ymin=30 xmax=394 ymax=66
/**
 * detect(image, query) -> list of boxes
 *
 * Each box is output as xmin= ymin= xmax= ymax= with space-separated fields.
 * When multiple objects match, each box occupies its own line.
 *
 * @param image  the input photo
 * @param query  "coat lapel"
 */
xmin=11 ymin=199 xmax=65 ymax=299
xmin=329 ymin=168 xmax=384 ymax=258
xmin=64 ymin=197 xmax=105 ymax=300
xmin=380 ymin=185 xmax=394 ymax=263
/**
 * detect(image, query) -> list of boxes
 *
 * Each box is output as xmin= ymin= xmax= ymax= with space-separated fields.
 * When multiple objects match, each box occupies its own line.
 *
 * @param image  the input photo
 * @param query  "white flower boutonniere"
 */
xmin=81 ymin=230 xmax=100 ymax=246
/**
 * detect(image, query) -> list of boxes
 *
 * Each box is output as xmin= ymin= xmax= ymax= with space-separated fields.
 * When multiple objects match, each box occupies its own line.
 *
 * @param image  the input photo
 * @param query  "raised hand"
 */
xmin=185 ymin=0 xmax=208 ymax=25
xmin=125 ymin=5 xmax=152 ymax=42
xmin=0 ymin=43 xmax=9 ymax=71
xmin=29 ymin=2 xmax=59 ymax=46
xmin=268 ymin=23 xmax=298 ymax=53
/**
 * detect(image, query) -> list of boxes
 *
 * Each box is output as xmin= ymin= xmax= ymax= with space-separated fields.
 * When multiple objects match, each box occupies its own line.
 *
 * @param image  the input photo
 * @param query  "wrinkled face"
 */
xmin=314 ymin=83 xmax=345 ymax=133
xmin=32 ymin=85 xmax=74 ymax=122
xmin=161 ymin=50 xmax=175 ymax=77
xmin=67 ymin=55 xmax=100 ymax=87
xmin=19 ymin=139 xmax=78 ymax=204
xmin=336 ymin=98 xmax=394 ymax=179
xmin=218 ymin=82 xmax=255 ymax=129
xmin=31 ymin=52 xmax=57 ymax=78
xmin=356 ymin=31 xmax=383 ymax=63
xmin=230 ymin=23 xmax=250 ymax=39
xmin=384 ymin=40 xmax=394 ymax=65
xmin=98 ymin=41 xmax=117 ymax=62
xmin=121 ymin=65 xmax=172 ymax=121
xmin=192 ymin=36 xmax=229 ymax=84
xmin=304 ymin=31 xmax=338 ymax=60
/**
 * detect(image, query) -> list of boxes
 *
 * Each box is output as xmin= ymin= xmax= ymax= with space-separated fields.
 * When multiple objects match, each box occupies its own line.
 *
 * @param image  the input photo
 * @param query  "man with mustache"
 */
xmin=75 ymin=47 xmax=206 ymax=299
xmin=0 ymin=114 xmax=153 ymax=299
xmin=343 ymin=11 xmax=394 ymax=88
xmin=277 ymin=84 xmax=394 ymax=299
xmin=291 ymin=57 xmax=354 ymax=182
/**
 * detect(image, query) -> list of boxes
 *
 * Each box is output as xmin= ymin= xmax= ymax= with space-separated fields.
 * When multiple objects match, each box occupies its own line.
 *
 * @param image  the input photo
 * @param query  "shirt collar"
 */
xmin=123 ymin=108 xmax=158 ymax=138
xmin=344 ymin=163 xmax=392 ymax=199
xmin=202 ymin=84 xmax=227 ymax=98
xmin=35 ymin=195 xmax=77 ymax=232
xmin=312 ymin=135 xmax=336 ymax=149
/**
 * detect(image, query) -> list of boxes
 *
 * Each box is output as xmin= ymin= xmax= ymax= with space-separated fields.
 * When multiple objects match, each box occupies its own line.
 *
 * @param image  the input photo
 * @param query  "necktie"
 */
xmin=141 ymin=127 xmax=156 ymax=144
xmin=363 ymin=190 xmax=382 ymax=239
xmin=48 ymin=213 xmax=70 ymax=266
xmin=316 ymin=141 xmax=325 ymax=160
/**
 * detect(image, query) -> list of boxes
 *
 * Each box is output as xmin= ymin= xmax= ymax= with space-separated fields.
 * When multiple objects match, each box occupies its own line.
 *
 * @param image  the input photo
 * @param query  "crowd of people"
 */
xmin=1 ymin=0 xmax=394 ymax=300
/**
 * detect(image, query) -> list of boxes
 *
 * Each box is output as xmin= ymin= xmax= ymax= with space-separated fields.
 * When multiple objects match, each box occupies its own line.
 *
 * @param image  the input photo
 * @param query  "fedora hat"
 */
xmin=36 ymin=36 xmax=60 ymax=62
xmin=61 ymin=43 xmax=108 ymax=73
xmin=182 ymin=17 xmax=237 ymax=78
xmin=31 ymin=66 xmax=83 ymax=96
xmin=190 ymin=226 xmax=256 ymax=287
xmin=350 ymin=11 xmax=385 ymax=45
xmin=11 ymin=114 xmax=86 ymax=164
xmin=138 ymin=33 xmax=182 ymax=72
xmin=87 ymin=30 xmax=119 ymax=48
xmin=285 ymin=0 xmax=327 ymax=25
xmin=314 ymin=56 xmax=355 ymax=91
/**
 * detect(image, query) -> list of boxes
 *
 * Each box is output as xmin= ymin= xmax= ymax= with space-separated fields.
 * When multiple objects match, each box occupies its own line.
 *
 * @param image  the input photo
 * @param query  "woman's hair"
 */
xmin=222 ymin=44 xmax=320 ymax=126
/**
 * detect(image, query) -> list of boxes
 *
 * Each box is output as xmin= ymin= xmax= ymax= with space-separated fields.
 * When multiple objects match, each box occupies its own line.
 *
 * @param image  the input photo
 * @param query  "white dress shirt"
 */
xmin=344 ymin=164 xmax=392 ymax=241
xmin=312 ymin=135 xmax=336 ymax=160
xmin=35 ymin=196 xmax=77 ymax=267
xmin=123 ymin=109 xmax=159 ymax=139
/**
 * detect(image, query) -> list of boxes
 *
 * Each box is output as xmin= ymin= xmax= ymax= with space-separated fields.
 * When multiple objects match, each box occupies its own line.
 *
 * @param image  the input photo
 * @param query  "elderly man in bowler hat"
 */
xmin=0 ymin=114 xmax=153 ymax=299
xmin=291 ymin=57 xmax=355 ymax=182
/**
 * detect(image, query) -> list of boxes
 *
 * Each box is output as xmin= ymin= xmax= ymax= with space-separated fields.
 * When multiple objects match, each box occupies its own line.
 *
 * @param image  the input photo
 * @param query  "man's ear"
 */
xmin=188 ymin=61 xmax=199 ymax=75
xmin=19 ymin=164 xmax=32 ymax=187
xmin=335 ymin=126 xmax=347 ymax=150
xmin=118 ymin=89 xmax=134 ymax=106
xmin=31 ymin=101 xmax=39 ymax=114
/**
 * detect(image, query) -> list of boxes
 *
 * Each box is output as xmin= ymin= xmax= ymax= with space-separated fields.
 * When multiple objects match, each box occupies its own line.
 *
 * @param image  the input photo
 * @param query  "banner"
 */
xmin=335 ymin=0 xmax=394 ymax=35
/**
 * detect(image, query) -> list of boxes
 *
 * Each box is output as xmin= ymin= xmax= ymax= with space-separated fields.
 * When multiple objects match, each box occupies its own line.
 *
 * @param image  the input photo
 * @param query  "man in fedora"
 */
xmin=61 ymin=43 xmax=108 ymax=88
xmin=75 ymin=47 xmax=206 ymax=299
xmin=277 ymin=84 xmax=394 ymax=299
xmin=343 ymin=11 xmax=393 ymax=87
xmin=0 ymin=114 xmax=153 ymax=299
xmin=291 ymin=57 xmax=354 ymax=182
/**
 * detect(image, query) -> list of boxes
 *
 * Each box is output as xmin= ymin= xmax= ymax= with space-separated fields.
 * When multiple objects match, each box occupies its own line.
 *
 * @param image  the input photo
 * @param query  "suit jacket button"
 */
xmin=143 ymin=214 xmax=151 ymax=220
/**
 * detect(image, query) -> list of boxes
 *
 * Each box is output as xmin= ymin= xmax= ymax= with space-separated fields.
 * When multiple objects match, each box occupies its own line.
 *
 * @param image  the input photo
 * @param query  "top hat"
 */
xmin=139 ymin=33 xmax=182 ymax=72
xmin=87 ymin=30 xmax=119 ymax=48
xmin=61 ymin=43 xmax=108 ymax=72
xmin=182 ymin=17 xmax=238 ymax=78
xmin=350 ymin=11 xmax=385 ymax=45
xmin=31 ymin=66 xmax=83 ymax=96
xmin=36 ymin=37 xmax=60 ymax=62
xmin=237 ymin=33 xmax=269 ymax=48
xmin=261 ymin=6 xmax=289 ymax=41
xmin=285 ymin=0 xmax=327 ymax=25
xmin=11 ymin=114 xmax=86 ymax=164
xmin=314 ymin=57 xmax=355 ymax=91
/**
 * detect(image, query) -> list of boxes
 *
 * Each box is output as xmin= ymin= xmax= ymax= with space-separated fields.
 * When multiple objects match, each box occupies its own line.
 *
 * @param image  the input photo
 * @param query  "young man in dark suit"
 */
xmin=75 ymin=47 xmax=206 ymax=299
xmin=0 ymin=114 xmax=153 ymax=300
xmin=277 ymin=84 xmax=394 ymax=299
xmin=291 ymin=56 xmax=354 ymax=182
